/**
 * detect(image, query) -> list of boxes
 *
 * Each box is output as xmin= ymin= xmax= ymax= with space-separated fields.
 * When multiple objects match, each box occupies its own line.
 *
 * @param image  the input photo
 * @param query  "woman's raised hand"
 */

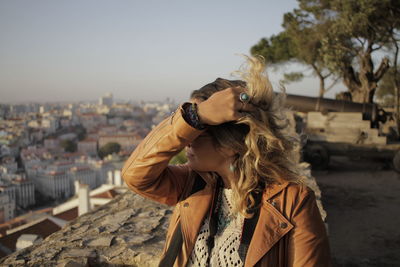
xmin=196 ymin=86 xmax=257 ymax=126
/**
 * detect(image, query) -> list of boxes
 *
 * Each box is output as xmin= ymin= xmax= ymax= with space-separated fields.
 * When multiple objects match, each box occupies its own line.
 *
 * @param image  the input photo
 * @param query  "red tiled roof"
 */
xmin=63 ymin=152 xmax=85 ymax=157
xmin=92 ymin=189 xmax=119 ymax=199
xmin=70 ymin=166 xmax=90 ymax=172
xmin=48 ymin=171 xmax=65 ymax=176
xmin=0 ymin=218 xmax=62 ymax=255
xmin=119 ymin=151 xmax=131 ymax=156
xmin=53 ymin=207 xmax=78 ymax=222
xmin=79 ymin=138 xmax=97 ymax=143
xmin=54 ymin=161 xmax=73 ymax=166
xmin=0 ymin=208 xmax=53 ymax=236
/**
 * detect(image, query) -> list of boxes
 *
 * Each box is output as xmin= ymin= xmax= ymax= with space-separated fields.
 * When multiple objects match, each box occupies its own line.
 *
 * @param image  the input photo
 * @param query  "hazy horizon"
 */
xmin=0 ymin=0 xmax=345 ymax=104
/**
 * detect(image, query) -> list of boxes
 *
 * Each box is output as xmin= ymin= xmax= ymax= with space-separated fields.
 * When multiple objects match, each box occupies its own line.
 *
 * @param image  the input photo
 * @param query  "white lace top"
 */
xmin=187 ymin=188 xmax=245 ymax=267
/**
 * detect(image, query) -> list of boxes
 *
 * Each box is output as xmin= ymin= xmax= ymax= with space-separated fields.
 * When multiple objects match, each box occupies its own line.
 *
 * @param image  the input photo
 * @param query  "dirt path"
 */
xmin=313 ymin=156 xmax=400 ymax=267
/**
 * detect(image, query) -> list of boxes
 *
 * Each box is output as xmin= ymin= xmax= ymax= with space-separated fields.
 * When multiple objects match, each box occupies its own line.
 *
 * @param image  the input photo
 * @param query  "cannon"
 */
xmin=281 ymin=93 xmax=400 ymax=172
xmin=282 ymin=93 xmax=388 ymax=126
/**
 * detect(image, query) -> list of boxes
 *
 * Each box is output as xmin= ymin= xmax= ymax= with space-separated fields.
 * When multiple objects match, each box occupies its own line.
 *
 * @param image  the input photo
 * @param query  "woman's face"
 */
xmin=185 ymin=98 xmax=235 ymax=172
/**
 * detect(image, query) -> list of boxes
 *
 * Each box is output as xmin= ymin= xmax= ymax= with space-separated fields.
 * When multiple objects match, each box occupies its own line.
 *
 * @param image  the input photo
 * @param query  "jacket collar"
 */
xmin=196 ymin=170 xmax=291 ymax=200
xmin=264 ymin=180 xmax=290 ymax=200
xmin=179 ymin=171 xmax=214 ymax=256
xmin=196 ymin=170 xmax=218 ymax=186
xmin=245 ymin=200 xmax=294 ymax=266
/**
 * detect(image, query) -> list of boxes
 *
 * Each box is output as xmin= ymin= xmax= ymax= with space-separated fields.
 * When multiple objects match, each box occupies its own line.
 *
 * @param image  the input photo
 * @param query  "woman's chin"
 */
xmin=186 ymin=160 xmax=200 ymax=170
xmin=186 ymin=161 xmax=210 ymax=172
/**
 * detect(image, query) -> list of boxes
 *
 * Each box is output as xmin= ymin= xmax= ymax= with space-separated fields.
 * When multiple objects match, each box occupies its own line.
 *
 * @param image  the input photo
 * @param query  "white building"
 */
xmin=0 ymin=193 xmax=15 ymax=223
xmin=41 ymin=118 xmax=59 ymax=133
xmin=106 ymin=169 xmax=124 ymax=186
xmin=0 ymin=181 xmax=17 ymax=203
xmin=1 ymin=174 xmax=35 ymax=209
xmin=0 ymin=157 xmax=18 ymax=174
xmin=39 ymin=105 xmax=49 ymax=114
xmin=12 ymin=177 xmax=35 ymax=209
xmin=98 ymin=133 xmax=141 ymax=152
xmin=99 ymin=93 xmax=113 ymax=107
xmin=87 ymin=160 xmax=114 ymax=187
xmin=34 ymin=170 xmax=72 ymax=200
xmin=69 ymin=166 xmax=96 ymax=190
xmin=0 ymin=144 xmax=11 ymax=158
xmin=78 ymin=113 xmax=107 ymax=131
xmin=44 ymin=138 xmax=60 ymax=149
xmin=77 ymin=138 xmax=97 ymax=156
xmin=51 ymin=161 xmax=75 ymax=172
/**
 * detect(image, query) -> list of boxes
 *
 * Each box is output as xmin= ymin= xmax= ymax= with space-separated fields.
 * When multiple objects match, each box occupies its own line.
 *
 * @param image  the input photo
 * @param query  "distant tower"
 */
xmin=99 ymin=93 xmax=113 ymax=107
xmin=39 ymin=105 xmax=48 ymax=113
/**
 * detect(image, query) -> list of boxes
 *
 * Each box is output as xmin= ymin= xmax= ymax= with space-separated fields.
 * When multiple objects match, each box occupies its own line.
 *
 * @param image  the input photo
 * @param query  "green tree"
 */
xmin=251 ymin=6 xmax=339 ymax=110
xmin=251 ymin=0 xmax=400 ymax=104
xmin=169 ymin=150 xmax=188 ymax=165
xmin=98 ymin=142 xmax=121 ymax=159
xmin=377 ymin=67 xmax=396 ymax=98
xmin=315 ymin=0 xmax=397 ymax=103
xmin=75 ymin=125 xmax=87 ymax=141
xmin=383 ymin=14 xmax=400 ymax=133
xmin=60 ymin=140 xmax=77 ymax=153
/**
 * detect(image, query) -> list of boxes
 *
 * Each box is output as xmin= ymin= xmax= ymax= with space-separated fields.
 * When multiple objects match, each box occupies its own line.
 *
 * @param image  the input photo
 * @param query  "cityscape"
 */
xmin=0 ymin=93 xmax=177 ymax=257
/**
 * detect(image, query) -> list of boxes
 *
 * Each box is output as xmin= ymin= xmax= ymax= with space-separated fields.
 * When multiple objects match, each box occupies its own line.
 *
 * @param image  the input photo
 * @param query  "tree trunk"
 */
xmin=392 ymin=38 xmax=400 ymax=139
xmin=312 ymin=64 xmax=326 ymax=111
xmin=342 ymin=47 xmax=389 ymax=104
xmin=315 ymin=73 xmax=326 ymax=111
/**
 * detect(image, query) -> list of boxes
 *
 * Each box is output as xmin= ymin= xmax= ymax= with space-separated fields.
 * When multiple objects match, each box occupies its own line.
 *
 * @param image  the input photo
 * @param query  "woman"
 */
xmin=121 ymin=55 xmax=332 ymax=267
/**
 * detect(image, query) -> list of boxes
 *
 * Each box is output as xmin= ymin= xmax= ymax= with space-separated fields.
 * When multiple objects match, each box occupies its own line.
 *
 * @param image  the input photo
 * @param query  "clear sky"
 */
xmin=0 ymin=0 xmax=343 ymax=104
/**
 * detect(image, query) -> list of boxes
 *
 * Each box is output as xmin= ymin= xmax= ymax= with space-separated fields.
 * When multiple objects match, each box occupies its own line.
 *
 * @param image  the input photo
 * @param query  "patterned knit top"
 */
xmin=186 ymin=188 xmax=245 ymax=267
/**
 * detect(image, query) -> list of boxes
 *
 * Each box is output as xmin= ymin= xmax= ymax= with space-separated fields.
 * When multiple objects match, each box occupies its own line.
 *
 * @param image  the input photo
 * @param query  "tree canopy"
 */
xmin=251 ymin=0 xmax=400 ymax=104
xmin=98 ymin=142 xmax=121 ymax=159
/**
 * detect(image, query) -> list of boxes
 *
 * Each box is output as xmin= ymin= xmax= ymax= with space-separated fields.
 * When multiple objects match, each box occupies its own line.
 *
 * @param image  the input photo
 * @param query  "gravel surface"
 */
xmin=313 ymin=156 xmax=400 ymax=267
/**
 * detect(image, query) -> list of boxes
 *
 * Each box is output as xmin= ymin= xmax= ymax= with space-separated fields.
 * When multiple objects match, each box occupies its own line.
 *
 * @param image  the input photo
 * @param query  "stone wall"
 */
xmin=1 ymin=191 xmax=173 ymax=267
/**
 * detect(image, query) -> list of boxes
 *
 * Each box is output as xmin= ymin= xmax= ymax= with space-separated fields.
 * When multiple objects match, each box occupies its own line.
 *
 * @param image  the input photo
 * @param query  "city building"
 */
xmin=0 ymin=194 xmax=15 ymax=224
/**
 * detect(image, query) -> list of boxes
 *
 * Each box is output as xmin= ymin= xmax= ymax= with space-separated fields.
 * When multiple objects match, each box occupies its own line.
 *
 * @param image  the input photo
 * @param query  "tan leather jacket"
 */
xmin=121 ymin=103 xmax=333 ymax=267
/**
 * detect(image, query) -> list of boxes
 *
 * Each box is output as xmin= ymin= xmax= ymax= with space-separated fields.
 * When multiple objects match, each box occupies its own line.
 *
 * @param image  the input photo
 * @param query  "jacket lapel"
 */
xmin=245 ymin=181 xmax=294 ymax=267
xmin=180 ymin=171 xmax=217 ymax=256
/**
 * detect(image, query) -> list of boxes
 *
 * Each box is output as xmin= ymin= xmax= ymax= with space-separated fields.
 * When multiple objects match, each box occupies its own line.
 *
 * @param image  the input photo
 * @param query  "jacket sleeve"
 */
xmin=287 ymin=186 xmax=333 ymax=267
xmin=121 ymin=103 xmax=207 ymax=206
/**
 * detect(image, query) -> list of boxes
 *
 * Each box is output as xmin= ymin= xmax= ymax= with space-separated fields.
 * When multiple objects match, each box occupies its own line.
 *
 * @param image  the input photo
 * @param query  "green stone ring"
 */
xmin=239 ymin=92 xmax=250 ymax=103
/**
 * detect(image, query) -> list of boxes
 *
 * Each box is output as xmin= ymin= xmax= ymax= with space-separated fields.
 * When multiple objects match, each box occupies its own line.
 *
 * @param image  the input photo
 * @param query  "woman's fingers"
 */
xmin=240 ymin=102 xmax=258 ymax=113
xmin=224 ymin=86 xmax=258 ymax=121
xmin=230 ymin=86 xmax=258 ymax=113
xmin=232 ymin=109 xmax=245 ymax=121
xmin=200 ymin=85 xmax=260 ymax=124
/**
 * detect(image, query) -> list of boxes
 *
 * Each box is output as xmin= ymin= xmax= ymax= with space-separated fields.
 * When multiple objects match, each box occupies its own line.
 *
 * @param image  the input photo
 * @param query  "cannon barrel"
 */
xmin=280 ymin=93 xmax=385 ymax=123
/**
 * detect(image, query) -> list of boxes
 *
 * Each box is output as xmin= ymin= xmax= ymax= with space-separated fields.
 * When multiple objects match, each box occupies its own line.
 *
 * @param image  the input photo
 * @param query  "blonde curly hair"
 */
xmin=190 ymin=54 xmax=307 ymax=218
